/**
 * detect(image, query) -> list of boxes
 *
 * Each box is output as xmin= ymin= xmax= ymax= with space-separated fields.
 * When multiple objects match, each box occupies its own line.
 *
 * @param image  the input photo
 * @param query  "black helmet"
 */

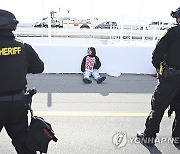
xmin=0 ymin=9 xmax=19 ymax=30
xmin=171 ymin=7 xmax=180 ymax=18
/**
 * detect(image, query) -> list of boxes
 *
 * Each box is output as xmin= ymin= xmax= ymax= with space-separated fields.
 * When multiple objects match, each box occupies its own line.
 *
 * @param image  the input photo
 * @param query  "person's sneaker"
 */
xmin=83 ymin=78 xmax=92 ymax=84
xmin=173 ymin=137 xmax=180 ymax=145
xmin=97 ymin=76 xmax=106 ymax=84
xmin=137 ymin=132 xmax=156 ymax=146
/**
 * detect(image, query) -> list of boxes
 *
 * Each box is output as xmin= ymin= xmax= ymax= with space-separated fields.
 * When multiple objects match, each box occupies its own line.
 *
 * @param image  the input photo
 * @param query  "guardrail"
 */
xmin=15 ymin=26 xmax=165 ymax=42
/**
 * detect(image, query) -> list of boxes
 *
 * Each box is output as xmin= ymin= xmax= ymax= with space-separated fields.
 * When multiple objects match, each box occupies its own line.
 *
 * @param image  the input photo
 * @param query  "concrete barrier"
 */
xmin=33 ymin=45 xmax=156 ymax=75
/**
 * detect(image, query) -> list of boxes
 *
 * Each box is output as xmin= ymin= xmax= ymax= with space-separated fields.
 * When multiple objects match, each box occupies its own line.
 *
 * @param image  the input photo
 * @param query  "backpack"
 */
xmin=25 ymin=88 xmax=58 ymax=153
xmin=25 ymin=116 xmax=58 ymax=153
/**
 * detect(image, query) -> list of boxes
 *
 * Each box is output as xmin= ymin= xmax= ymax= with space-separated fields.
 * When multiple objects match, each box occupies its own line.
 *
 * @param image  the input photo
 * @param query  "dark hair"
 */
xmin=88 ymin=47 xmax=96 ymax=56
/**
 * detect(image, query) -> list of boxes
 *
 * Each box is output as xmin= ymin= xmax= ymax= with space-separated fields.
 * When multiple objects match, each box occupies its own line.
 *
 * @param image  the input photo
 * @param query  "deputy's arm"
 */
xmin=25 ymin=43 xmax=44 ymax=74
xmin=152 ymin=29 xmax=173 ymax=69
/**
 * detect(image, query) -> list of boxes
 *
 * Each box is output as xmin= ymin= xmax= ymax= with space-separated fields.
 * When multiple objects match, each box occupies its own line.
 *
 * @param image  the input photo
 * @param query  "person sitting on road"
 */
xmin=81 ymin=47 xmax=106 ymax=84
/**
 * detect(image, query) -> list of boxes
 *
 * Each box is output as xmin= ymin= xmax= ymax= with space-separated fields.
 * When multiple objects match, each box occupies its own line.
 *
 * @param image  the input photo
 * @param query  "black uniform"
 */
xmin=0 ymin=30 xmax=44 ymax=154
xmin=144 ymin=25 xmax=180 ymax=139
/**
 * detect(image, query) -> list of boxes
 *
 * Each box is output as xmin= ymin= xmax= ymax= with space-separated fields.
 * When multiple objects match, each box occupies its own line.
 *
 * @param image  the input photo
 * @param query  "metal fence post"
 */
xmin=48 ymin=14 xmax=52 ymax=45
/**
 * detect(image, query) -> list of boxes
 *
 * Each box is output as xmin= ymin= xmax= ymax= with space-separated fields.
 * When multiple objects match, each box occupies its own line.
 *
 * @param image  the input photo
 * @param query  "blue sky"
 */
xmin=1 ymin=0 xmax=179 ymax=23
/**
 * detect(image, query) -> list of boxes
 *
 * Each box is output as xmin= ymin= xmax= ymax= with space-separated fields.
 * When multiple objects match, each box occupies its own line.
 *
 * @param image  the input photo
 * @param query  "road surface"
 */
xmin=0 ymin=74 xmax=179 ymax=154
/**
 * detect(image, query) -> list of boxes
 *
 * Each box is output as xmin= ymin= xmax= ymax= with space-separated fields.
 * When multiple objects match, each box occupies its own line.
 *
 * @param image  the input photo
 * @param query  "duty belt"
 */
xmin=0 ymin=93 xmax=27 ymax=102
xmin=166 ymin=67 xmax=180 ymax=75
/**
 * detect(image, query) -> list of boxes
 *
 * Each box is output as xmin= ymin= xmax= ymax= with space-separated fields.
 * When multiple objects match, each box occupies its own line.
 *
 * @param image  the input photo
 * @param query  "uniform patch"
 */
xmin=0 ymin=46 xmax=21 ymax=56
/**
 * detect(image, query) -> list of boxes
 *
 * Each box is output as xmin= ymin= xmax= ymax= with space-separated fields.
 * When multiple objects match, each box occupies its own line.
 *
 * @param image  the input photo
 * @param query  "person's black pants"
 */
xmin=171 ymin=92 xmax=180 ymax=138
xmin=0 ymin=100 xmax=36 ymax=154
xmin=144 ymin=77 xmax=180 ymax=137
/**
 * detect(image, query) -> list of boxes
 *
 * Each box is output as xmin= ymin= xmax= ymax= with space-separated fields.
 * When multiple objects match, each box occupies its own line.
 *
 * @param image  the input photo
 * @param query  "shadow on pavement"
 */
xmin=141 ymin=143 xmax=162 ymax=154
xmin=27 ymin=74 xmax=157 ymax=107
xmin=27 ymin=74 xmax=157 ymax=94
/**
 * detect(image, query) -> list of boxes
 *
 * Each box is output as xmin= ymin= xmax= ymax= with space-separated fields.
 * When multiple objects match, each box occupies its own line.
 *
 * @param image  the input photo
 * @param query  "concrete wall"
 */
xmin=33 ymin=45 xmax=156 ymax=76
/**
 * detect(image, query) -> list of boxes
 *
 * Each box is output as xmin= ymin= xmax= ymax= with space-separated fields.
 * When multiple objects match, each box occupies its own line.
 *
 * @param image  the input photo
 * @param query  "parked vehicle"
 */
xmin=34 ymin=19 xmax=49 ymax=28
xmin=34 ymin=10 xmax=92 ymax=29
xmin=95 ymin=21 xmax=118 ymax=29
xmin=136 ymin=21 xmax=174 ymax=30
xmin=80 ymin=24 xmax=90 ymax=29
xmin=147 ymin=21 xmax=173 ymax=30
xmin=34 ymin=11 xmax=63 ymax=28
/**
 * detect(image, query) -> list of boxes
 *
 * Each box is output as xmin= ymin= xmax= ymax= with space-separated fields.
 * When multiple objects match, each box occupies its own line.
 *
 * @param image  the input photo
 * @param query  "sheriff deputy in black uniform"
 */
xmin=137 ymin=7 xmax=180 ymax=146
xmin=0 ymin=9 xmax=44 ymax=153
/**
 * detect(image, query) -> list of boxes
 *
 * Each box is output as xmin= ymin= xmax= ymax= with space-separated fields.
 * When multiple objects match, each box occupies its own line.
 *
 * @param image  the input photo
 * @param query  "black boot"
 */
xmin=137 ymin=132 xmax=156 ymax=146
xmin=83 ymin=78 xmax=92 ymax=84
xmin=97 ymin=76 xmax=106 ymax=84
xmin=172 ymin=115 xmax=180 ymax=145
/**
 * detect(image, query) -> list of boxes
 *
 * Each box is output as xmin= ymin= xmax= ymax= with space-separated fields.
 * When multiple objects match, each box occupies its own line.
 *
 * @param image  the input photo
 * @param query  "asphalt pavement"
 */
xmin=0 ymin=74 xmax=180 ymax=154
